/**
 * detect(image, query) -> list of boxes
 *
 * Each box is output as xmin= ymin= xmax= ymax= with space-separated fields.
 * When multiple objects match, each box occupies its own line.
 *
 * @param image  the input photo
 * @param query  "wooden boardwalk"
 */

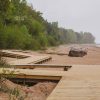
xmin=0 ymin=50 xmax=52 ymax=65
xmin=47 ymin=65 xmax=100 ymax=100
xmin=9 ymin=56 xmax=52 ymax=65
xmin=0 ymin=50 xmax=30 ymax=58
xmin=0 ymin=65 xmax=100 ymax=100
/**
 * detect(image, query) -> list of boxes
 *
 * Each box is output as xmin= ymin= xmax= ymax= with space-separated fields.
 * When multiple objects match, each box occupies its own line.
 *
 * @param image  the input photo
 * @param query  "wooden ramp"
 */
xmin=9 ymin=56 xmax=52 ymax=65
xmin=0 ymin=65 xmax=100 ymax=100
xmin=0 ymin=50 xmax=52 ymax=64
xmin=0 ymin=50 xmax=30 ymax=58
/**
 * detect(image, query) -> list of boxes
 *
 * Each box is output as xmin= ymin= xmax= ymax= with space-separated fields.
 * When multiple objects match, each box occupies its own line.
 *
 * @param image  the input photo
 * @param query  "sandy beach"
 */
xmin=3 ymin=44 xmax=100 ymax=65
xmin=0 ymin=44 xmax=100 ymax=100
xmin=40 ymin=44 xmax=100 ymax=65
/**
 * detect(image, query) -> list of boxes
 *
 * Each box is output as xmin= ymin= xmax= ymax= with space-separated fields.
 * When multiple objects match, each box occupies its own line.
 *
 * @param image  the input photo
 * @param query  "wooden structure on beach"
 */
xmin=41 ymin=51 xmax=68 ymax=55
xmin=9 ymin=56 xmax=52 ymax=65
xmin=0 ymin=50 xmax=29 ymax=58
xmin=0 ymin=50 xmax=52 ymax=64
xmin=0 ymin=50 xmax=100 ymax=99
xmin=14 ymin=64 xmax=72 ymax=70
xmin=48 ymin=65 xmax=100 ymax=100
xmin=0 ymin=65 xmax=100 ymax=100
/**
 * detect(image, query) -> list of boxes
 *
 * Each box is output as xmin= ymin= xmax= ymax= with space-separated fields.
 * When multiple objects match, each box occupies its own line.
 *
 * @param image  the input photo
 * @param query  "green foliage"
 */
xmin=37 ymin=33 xmax=48 ymax=47
xmin=66 ymin=29 xmax=77 ymax=43
xmin=0 ymin=56 xmax=10 ymax=68
xmin=26 ymin=19 xmax=44 ymax=36
xmin=47 ymin=35 xmax=57 ymax=46
xmin=0 ymin=25 xmax=32 ymax=49
xmin=0 ymin=0 xmax=10 ymax=23
xmin=0 ymin=0 xmax=95 ymax=50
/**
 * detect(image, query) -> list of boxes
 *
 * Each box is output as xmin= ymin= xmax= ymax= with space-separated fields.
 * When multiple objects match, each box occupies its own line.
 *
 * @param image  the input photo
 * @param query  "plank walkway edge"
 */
xmin=0 ymin=68 xmax=63 ymax=80
xmin=13 ymin=64 xmax=72 ymax=69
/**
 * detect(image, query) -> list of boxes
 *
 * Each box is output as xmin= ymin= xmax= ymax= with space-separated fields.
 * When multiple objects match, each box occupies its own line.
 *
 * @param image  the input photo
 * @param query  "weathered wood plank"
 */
xmin=47 ymin=65 xmax=100 ymax=100
xmin=14 ymin=64 xmax=72 ymax=70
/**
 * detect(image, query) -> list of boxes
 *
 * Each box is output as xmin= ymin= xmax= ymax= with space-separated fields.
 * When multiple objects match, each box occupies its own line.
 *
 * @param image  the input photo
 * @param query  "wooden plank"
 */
xmin=14 ymin=64 xmax=72 ymax=69
xmin=0 ymin=68 xmax=62 ymax=80
xmin=42 ymin=52 xmax=68 ymax=55
xmin=8 ymin=75 xmax=61 ymax=81
xmin=0 ymin=68 xmax=65 ymax=77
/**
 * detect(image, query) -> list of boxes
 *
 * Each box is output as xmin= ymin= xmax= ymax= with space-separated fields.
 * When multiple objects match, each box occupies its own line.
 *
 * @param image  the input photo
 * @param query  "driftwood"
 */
xmin=68 ymin=48 xmax=87 ymax=57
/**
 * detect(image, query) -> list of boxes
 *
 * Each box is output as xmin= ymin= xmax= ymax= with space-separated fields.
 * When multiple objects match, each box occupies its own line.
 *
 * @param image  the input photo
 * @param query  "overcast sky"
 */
xmin=27 ymin=0 xmax=100 ymax=43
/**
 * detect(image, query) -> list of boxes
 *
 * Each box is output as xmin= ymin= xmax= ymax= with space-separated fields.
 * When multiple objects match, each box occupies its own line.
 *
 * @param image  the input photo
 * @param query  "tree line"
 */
xmin=0 ymin=0 xmax=95 ymax=50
